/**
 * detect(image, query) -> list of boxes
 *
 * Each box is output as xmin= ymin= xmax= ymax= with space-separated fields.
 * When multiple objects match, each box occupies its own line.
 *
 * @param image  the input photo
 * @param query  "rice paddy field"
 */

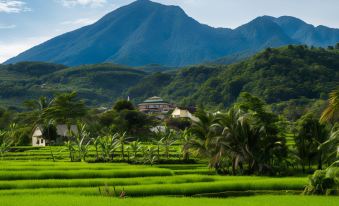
xmin=0 ymin=147 xmax=338 ymax=205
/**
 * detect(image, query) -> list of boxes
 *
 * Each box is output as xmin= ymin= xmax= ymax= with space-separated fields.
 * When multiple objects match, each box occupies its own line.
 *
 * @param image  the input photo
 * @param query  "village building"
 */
xmin=32 ymin=125 xmax=78 ymax=147
xmin=171 ymin=107 xmax=199 ymax=122
xmin=138 ymin=96 xmax=174 ymax=115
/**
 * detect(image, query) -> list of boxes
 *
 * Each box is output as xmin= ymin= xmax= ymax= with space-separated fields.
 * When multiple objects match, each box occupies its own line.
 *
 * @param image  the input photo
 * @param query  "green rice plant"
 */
xmin=0 ymin=177 xmax=307 ymax=197
xmin=0 ymin=175 xmax=216 ymax=190
xmin=1 ymin=195 xmax=339 ymax=206
xmin=0 ymin=168 xmax=173 ymax=180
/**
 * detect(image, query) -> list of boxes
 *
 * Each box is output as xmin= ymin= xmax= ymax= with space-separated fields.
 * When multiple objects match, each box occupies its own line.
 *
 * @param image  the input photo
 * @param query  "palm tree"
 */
xmin=0 ymin=130 xmax=12 ymax=160
xmin=190 ymin=109 xmax=217 ymax=162
xmin=43 ymin=92 xmax=87 ymax=124
xmin=212 ymin=108 xmax=251 ymax=174
xmin=320 ymin=88 xmax=339 ymax=123
xmin=319 ymin=125 xmax=339 ymax=166
xmin=23 ymin=96 xmax=53 ymax=125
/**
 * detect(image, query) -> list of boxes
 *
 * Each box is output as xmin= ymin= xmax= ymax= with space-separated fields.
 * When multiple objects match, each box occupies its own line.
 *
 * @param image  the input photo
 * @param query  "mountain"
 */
xmin=5 ymin=0 xmax=339 ymax=67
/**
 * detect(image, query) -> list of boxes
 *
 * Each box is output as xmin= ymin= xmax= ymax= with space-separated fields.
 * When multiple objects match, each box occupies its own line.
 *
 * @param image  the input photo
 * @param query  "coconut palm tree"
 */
xmin=320 ymin=88 xmax=339 ymax=123
xmin=190 ymin=109 xmax=217 ymax=161
xmin=23 ymin=96 xmax=53 ymax=125
xmin=43 ymin=92 xmax=87 ymax=125
xmin=212 ymin=108 xmax=252 ymax=174
xmin=319 ymin=125 xmax=339 ymax=166
xmin=0 ymin=130 xmax=12 ymax=160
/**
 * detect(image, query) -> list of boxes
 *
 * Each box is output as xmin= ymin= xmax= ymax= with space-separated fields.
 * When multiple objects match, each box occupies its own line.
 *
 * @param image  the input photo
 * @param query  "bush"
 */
xmin=304 ymin=167 xmax=338 ymax=195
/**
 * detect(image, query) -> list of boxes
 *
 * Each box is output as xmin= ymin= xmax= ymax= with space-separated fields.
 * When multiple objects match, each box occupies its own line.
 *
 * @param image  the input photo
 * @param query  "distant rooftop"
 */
xmin=142 ymin=96 xmax=167 ymax=104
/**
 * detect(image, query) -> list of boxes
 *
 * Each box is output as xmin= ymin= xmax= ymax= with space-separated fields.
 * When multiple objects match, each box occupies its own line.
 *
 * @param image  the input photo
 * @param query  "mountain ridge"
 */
xmin=4 ymin=0 xmax=339 ymax=66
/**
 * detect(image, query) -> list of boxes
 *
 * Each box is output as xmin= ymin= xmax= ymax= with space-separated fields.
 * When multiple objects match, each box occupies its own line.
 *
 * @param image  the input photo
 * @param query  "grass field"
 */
xmin=0 ymin=161 xmax=307 ymax=197
xmin=1 ymin=195 xmax=338 ymax=206
xmin=0 ymin=144 xmax=335 ymax=206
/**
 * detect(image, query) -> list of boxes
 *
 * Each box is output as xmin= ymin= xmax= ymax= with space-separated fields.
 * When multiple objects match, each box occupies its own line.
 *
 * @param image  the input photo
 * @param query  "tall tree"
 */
xmin=43 ymin=92 xmax=87 ymax=124
xmin=296 ymin=114 xmax=328 ymax=172
xmin=320 ymin=88 xmax=339 ymax=124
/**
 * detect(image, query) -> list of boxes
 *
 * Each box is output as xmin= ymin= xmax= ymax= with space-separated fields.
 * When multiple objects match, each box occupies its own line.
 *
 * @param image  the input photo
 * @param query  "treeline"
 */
xmin=0 ymin=89 xmax=338 ymax=171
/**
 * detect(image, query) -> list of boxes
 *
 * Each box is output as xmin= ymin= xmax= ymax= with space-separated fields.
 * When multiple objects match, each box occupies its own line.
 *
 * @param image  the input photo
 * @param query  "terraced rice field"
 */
xmin=4 ymin=146 xmax=182 ymax=161
xmin=0 ymin=161 xmax=306 ymax=197
xmin=1 ymin=148 xmax=337 ymax=205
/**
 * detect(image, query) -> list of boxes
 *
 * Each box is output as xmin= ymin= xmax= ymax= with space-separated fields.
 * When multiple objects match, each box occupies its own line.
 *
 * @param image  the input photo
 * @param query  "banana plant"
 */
xmin=117 ymin=132 xmax=131 ymax=161
xmin=91 ymin=137 xmax=101 ymax=161
xmin=0 ymin=131 xmax=12 ymax=160
xmin=161 ymin=128 xmax=177 ymax=160
xmin=143 ymin=145 xmax=157 ymax=166
xmin=64 ymin=140 xmax=75 ymax=162
xmin=71 ymin=123 xmax=92 ymax=162
xmin=99 ymin=134 xmax=120 ymax=161
xmin=180 ymin=129 xmax=193 ymax=161
xmin=127 ymin=140 xmax=141 ymax=160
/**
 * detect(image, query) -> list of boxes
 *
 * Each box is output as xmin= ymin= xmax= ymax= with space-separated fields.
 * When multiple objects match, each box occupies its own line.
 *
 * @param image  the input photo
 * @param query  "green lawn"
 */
xmin=1 ymin=195 xmax=338 ymax=206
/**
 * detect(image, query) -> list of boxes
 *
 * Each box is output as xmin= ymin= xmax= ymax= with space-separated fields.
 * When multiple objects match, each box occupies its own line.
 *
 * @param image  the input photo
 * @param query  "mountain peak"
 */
xmin=4 ymin=2 xmax=339 ymax=66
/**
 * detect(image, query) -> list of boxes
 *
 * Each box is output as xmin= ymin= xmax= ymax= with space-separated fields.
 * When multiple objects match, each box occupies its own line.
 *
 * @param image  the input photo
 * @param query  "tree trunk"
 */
xmin=95 ymin=146 xmax=99 ymax=160
xmin=121 ymin=144 xmax=125 ymax=160
xmin=317 ymin=151 xmax=322 ymax=170
xmin=232 ymin=158 xmax=236 ymax=175
xmin=157 ymin=146 xmax=160 ymax=161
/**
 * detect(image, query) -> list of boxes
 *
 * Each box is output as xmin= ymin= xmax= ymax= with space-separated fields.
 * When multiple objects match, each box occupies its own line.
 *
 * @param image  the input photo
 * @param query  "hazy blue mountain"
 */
xmin=5 ymin=0 xmax=339 ymax=66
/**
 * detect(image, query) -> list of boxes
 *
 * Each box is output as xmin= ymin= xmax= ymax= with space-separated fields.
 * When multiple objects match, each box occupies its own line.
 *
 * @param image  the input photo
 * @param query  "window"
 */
xmin=41 ymin=139 xmax=44 ymax=144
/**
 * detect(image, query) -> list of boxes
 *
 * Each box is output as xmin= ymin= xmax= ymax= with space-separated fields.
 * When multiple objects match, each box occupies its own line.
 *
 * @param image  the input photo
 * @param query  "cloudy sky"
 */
xmin=1 ymin=0 xmax=339 ymax=63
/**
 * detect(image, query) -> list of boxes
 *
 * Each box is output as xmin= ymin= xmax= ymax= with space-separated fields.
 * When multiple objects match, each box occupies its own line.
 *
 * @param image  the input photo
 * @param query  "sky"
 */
xmin=1 ymin=0 xmax=339 ymax=63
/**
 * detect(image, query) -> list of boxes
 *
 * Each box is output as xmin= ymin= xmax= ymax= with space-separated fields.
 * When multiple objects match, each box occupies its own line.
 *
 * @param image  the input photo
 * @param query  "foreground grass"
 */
xmin=1 ymin=195 xmax=338 ymax=206
xmin=0 ymin=177 xmax=307 ymax=197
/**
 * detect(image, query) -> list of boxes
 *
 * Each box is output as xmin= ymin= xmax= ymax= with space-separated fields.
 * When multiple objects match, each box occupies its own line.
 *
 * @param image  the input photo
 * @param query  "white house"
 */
xmin=171 ymin=107 xmax=198 ymax=122
xmin=32 ymin=125 xmax=78 ymax=147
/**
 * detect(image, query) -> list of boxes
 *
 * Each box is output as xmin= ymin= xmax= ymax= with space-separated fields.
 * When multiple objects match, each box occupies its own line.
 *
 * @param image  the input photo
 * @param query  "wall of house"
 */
xmin=32 ymin=136 xmax=46 ymax=147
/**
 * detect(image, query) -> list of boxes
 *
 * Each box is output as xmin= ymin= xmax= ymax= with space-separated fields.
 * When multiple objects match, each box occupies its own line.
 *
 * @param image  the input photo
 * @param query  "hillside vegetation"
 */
xmin=0 ymin=46 xmax=338 ymax=117
xmin=128 ymin=45 xmax=339 ymax=116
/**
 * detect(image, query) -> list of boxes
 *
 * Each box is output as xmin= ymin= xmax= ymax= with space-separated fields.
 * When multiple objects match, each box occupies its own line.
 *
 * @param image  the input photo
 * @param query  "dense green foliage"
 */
xmin=129 ymin=46 xmax=339 ymax=119
xmin=0 ymin=63 xmax=147 ymax=108
xmin=0 ymin=46 xmax=338 ymax=119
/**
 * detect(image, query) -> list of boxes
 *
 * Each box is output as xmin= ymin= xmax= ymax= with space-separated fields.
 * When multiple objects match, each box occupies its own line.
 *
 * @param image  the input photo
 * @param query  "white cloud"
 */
xmin=61 ymin=18 xmax=96 ymax=26
xmin=0 ymin=0 xmax=30 ymax=13
xmin=57 ymin=0 xmax=107 ymax=8
xmin=0 ymin=36 xmax=50 ymax=63
xmin=0 ymin=24 xmax=16 ymax=29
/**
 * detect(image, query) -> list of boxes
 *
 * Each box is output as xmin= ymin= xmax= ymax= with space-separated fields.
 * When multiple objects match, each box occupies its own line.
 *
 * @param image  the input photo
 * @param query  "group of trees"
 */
xmin=0 ymin=88 xmax=338 ymax=177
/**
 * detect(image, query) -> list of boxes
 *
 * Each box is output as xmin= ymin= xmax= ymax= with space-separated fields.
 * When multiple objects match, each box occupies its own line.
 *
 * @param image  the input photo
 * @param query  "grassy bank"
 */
xmin=1 ymin=195 xmax=338 ymax=206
